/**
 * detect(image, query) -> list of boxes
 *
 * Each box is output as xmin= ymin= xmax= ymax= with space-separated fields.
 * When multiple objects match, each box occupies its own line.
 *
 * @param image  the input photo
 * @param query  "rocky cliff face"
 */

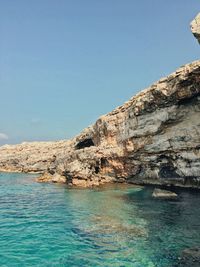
xmin=0 ymin=14 xmax=200 ymax=188
xmin=0 ymin=140 xmax=70 ymax=173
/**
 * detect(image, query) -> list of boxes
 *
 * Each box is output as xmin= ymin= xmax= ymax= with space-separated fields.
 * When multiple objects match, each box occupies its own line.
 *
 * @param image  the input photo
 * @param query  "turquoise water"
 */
xmin=0 ymin=173 xmax=200 ymax=267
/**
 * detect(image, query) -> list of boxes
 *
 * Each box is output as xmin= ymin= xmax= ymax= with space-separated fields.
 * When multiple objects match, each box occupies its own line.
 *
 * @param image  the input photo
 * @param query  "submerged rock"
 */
xmin=177 ymin=247 xmax=200 ymax=267
xmin=0 ymin=15 xmax=200 ymax=188
xmin=152 ymin=188 xmax=178 ymax=199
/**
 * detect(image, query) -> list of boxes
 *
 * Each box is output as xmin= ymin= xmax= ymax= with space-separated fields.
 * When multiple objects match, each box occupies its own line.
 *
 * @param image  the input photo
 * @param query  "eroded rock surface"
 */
xmin=0 ymin=140 xmax=70 ymax=173
xmin=0 ymin=60 xmax=200 ymax=187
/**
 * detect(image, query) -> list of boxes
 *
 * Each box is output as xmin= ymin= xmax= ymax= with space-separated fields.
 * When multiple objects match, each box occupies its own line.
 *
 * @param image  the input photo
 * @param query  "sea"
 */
xmin=0 ymin=172 xmax=200 ymax=267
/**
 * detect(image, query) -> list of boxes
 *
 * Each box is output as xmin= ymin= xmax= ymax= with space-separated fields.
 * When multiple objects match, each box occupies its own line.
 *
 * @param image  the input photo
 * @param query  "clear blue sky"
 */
xmin=0 ymin=0 xmax=199 ymax=145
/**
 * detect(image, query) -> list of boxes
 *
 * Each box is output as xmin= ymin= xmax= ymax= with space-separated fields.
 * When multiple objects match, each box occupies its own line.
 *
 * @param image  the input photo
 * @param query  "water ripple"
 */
xmin=0 ymin=173 xmax=200 ymax=266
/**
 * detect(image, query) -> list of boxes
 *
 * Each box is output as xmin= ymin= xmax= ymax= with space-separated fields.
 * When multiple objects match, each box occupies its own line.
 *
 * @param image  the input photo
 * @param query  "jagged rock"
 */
xmin=37 ymin=172 xmax=53 ymax=183
xmin=0 ymin=16 xmax=200 ymax=188
xmin=37 ymin=172 xmax=66 ymax=183
xmin=191 ymin=13 xmax=200 ymax=44
xmin=152 ymin=188 xmax=178 ymax=199
xmin=0 ymin=140 xmax=70 ymax=174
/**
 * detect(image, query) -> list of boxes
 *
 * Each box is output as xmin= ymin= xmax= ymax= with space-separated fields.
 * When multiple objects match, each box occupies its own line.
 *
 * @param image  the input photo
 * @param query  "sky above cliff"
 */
xmin=0 ymin=0 xmax=200 ymax=145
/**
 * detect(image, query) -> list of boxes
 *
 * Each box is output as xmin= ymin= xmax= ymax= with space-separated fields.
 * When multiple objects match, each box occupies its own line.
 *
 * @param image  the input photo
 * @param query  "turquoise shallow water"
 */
xmin=0 ymin=173 xmax=200 ymax=267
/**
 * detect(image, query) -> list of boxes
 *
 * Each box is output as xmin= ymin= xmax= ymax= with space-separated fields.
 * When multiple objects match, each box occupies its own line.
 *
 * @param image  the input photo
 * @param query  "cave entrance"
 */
xmin=75 ymin=138 xmax=95 ymax=150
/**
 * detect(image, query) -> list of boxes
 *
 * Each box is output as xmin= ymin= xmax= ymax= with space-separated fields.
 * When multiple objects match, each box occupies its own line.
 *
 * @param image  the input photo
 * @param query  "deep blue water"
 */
xmin=0 ymin=173 xmax=200 ymax=267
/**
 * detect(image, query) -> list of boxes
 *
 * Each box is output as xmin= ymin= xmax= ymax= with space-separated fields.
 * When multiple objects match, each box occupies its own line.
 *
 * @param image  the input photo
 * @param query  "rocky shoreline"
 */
xmin=0 ymin=14 xmax=200 ymax=188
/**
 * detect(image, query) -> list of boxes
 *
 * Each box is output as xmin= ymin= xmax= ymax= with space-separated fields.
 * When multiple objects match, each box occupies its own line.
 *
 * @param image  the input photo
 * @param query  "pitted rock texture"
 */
xmin=0 ymin=140 xmax=70 ymax=173
xmin=191 ymin=13 xmax=200 ymax=44
xmin=1 ymin=60 xmax=200 ymax=188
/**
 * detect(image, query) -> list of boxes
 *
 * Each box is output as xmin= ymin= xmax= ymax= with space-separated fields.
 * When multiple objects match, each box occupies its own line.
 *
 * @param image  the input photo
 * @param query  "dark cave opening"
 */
xmin=95 ymin=165 xmax=100 ymax=174
xmin=75 ymin=138 xmax=95 ymax=150
xmin=100 ymin=158 xmax=108 ymax=167
xmin=178 ymin=93 xmax=200 ymax=106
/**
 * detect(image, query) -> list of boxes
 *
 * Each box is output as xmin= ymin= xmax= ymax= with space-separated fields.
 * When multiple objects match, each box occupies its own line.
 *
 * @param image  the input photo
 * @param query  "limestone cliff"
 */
xmin=1 ymin=59 xmax=200 ymax=188
xmin=0 ymin=14 xmax=200 ymax=188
